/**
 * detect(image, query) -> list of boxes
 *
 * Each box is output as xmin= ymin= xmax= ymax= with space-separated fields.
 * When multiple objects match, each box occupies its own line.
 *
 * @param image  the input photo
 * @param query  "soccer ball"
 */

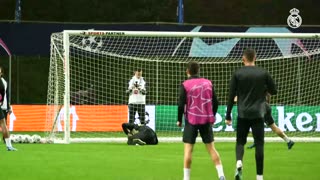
xmin=27 ymin=135 xmax=34 ymax=143
xmin=10 ymin=134 xmax=18 ymax=143
xmin=13 ymin=134 xmax=23 ymax=143
xmin=22 ymin=135 xmax=31 ymax=143
xmin=39 ymin=138 xmax=53 ymax=144
xmin=32 ymin=135 xmax=42 ymax=143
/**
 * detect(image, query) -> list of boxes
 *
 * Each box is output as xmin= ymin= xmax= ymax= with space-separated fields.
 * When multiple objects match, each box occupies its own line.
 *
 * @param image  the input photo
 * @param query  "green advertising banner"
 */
xmin=156 ymin=105 xmax=181 ymax=132
xmin=269 ymin=106 xmax=320 ymax=132
xmin=156 ymin=105 xmax=320 ymax=132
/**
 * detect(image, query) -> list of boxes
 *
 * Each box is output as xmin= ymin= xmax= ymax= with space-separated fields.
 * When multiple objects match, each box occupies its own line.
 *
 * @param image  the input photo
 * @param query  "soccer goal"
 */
xmin=47 ymin=30 xmax=320 ymax=143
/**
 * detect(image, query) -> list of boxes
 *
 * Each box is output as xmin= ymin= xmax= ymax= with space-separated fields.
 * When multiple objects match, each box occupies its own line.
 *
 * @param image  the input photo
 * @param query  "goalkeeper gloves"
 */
xmin=126 ymin=89 xmax=146 ymax=95
xmin=126 ymin=89 xmax=132 ymax=94
xmin=140 ymin=89 xmax=147 ymax=95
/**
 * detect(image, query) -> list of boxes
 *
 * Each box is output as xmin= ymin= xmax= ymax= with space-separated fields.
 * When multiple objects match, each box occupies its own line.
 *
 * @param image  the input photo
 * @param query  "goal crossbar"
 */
xmin=64 ymin=30 xmax=320 ymax=39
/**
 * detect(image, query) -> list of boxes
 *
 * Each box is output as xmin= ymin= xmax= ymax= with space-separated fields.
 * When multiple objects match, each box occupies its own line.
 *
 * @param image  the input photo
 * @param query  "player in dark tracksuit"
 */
xmin=225 ymin=48 xmax=277 ymax=180
xmin=122 ymin=123 xmax=158 ymax=145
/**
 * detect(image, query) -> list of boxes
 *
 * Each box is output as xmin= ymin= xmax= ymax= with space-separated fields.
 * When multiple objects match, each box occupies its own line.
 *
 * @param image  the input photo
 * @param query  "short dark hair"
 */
xmin=135 ymin=68 xmax=142 ymax=72
xmin=243 ymin=48 xmax=256 ymax=62
xmin=187 ymin=61 xmax=200 ymax=75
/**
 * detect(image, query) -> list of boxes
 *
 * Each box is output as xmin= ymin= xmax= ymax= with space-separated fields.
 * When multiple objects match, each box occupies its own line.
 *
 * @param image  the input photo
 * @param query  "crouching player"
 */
xmin=122 ymin=122 xmax=158 ymax=145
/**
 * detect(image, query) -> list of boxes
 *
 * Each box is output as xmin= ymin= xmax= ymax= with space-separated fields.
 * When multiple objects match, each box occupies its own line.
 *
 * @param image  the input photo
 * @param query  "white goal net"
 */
xmin=47 ymin=30 xmax=320 ymax=143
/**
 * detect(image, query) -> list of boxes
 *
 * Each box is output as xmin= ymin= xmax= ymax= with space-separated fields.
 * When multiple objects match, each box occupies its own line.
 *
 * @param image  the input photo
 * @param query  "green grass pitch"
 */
xmin=0 ymin=142 xmax=319 ymax=180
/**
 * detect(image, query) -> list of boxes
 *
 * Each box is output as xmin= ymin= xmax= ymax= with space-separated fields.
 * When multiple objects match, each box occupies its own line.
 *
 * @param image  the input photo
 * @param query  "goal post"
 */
xmin=47 ymin=30 xmax=320 ymax=143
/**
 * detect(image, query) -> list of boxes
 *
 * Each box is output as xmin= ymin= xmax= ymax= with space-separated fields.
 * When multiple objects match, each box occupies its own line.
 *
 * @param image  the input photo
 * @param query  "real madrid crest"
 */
xmin=287 ymin=8 xmax=302 ymax=29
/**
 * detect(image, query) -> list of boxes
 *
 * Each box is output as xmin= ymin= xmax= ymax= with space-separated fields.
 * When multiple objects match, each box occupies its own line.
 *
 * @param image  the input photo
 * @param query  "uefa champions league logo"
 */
xmin=287 ymin=8 xmax=302 ymax=28
xmin=81 ymin=36 xmax=103 ymax=51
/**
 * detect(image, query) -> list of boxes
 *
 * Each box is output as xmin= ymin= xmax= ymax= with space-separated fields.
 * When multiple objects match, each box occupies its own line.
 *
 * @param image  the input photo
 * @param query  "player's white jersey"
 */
xmin=128 ymin=76 xmax=146 ymax=104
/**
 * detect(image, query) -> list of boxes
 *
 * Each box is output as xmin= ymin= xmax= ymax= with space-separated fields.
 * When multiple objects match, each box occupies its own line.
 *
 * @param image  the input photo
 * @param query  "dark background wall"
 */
xmin=0 ymin=0 xmax=319 ymax=25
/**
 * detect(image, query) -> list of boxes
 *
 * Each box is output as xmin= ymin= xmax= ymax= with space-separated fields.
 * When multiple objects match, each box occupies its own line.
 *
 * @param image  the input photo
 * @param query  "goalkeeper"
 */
xmin=122 ymin=122 xmax=158 ymax=145
xmin=126 ymin=69 xmax=147 ymax=125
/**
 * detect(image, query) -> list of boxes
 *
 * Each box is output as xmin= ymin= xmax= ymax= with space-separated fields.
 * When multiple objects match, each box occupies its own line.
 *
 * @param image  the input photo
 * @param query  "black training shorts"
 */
xmin=264 ymin=104 xmax=275 ymax=126
xmin=0 ymin=110 xmax=5 ymax=120
xmin=183 ymin=120 xmax=214 ymax=144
